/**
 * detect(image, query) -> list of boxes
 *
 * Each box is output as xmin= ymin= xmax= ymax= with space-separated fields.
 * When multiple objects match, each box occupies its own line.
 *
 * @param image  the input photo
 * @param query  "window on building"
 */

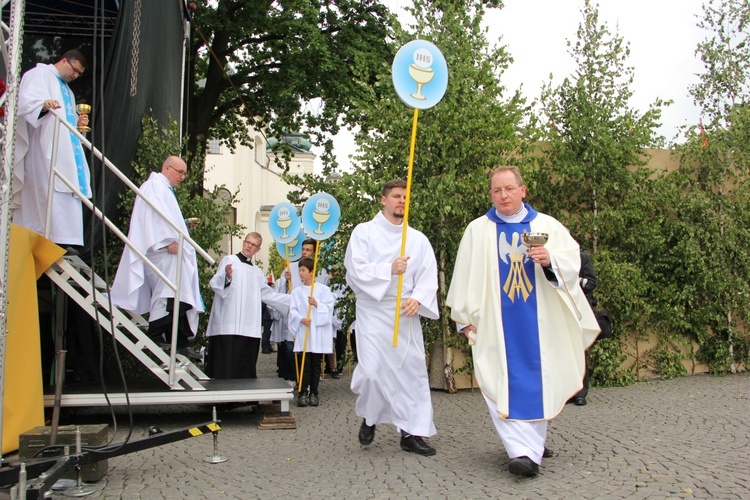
xmin=207 ymin=139 xmax=222 ymax=155
xmin=255 ymin=136 xmax=265 ymax=165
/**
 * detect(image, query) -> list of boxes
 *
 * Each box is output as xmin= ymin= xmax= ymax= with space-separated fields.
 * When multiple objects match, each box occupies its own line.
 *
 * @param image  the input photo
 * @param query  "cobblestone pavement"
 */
xmin=46 ymin=354 xmax=750 ymax=499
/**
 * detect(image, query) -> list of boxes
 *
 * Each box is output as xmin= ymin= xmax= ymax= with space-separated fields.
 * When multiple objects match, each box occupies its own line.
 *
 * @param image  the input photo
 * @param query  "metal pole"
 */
xmin=168 ymin=233 xmax=185 ymax=387
xmin=45 ymin=119 xmax=61 ymax=240
xmin=49 ymin=286 xmax=67 ymax=444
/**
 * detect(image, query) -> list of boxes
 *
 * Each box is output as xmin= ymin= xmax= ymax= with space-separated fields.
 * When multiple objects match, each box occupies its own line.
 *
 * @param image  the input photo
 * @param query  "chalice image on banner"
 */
xmin=286 ymin=238 xmax=299 ymax=259
xmin=76 ymin=103 xmax=91 ymax=132
xmin=312 ymin=198 xmax=331 ymax=234
xmin=276 ymin=207 xmax=293 ymax=238
xmin=409 ymin=48 xmax=435 ymax=100
xmin=522 ymin=232 xmax=549 ymax=251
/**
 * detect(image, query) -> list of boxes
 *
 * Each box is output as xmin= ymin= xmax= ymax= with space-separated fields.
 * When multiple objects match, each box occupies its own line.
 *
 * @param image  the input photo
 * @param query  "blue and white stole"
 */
xmin=56 ymin=77 xmax=90 ymax=197
xmin=486 ymin=204 xmax=543 ymax=420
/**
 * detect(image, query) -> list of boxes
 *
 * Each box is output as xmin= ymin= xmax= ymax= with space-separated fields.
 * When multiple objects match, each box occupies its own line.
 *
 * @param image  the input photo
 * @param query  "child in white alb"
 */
xmin=290 ymin=257 xmax=334 ymax=407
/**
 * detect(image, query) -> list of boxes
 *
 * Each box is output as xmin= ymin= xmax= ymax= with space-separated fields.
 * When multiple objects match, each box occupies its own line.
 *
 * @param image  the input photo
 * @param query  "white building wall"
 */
xmin=204 ymin=134 xmax=315 ymax=273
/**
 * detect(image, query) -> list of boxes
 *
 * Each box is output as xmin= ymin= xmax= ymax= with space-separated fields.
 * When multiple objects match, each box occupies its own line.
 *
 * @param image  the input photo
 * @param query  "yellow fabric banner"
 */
xmin=3 ymin=224 xmax=65 ymax=454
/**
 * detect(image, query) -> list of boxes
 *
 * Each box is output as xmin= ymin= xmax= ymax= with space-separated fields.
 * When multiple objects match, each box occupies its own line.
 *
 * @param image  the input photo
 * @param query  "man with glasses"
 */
xmin=205 ymin=232 xmax=290 ymax=379
xmin=447 ymin=166 xmax=600 ymax=477
xmin=13 ymin=49 xmax=91 ymax=251
xmin=110 ymin=156 xmax=204 ymax=359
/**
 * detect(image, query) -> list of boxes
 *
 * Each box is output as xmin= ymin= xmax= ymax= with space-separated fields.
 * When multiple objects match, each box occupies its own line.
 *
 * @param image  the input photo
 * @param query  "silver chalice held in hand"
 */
xmin=522 ymin=232 xmax=548 ymax=248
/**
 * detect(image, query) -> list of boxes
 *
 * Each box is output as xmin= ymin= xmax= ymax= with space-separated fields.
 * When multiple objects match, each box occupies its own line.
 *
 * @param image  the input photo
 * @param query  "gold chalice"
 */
xmin=277 ymin=216 xmax=292 ymax=238
xmin=286 ymin=238 xmax=299 ymax=259
xmin=76 ymin=103 xmax=91 ymax=132
xmin=312 ymin=210 xmax=330 ymax=234
xmin=408 ymin=64 xmax=434 ymax=100
xmin=186 ymin=217 xmax=200 ymax=231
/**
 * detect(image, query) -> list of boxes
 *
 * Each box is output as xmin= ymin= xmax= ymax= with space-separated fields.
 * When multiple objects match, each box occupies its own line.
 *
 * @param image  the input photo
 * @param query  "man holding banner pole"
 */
xmin=345 ymin=178 xmax=439 ymax=456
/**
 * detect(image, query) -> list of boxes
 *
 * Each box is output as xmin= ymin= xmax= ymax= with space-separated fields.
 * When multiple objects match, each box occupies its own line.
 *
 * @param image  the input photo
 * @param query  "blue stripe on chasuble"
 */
xmin=490 ymin=210 xmax=543 ymax=420
xmin=57 ymin=77 xmax=90 ymax=197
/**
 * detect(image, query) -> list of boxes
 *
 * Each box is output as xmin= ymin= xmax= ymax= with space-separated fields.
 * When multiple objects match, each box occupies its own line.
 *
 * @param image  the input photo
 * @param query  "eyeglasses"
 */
xmin=244 ymin=241 xmax=261 ymax=249
xmin=491 ymin=186 xmax=521 ymax=195
xmin=66 ymin=59 xmax=84 ymax=77
xmin=167 ymin=164 xmax=187 ymax=176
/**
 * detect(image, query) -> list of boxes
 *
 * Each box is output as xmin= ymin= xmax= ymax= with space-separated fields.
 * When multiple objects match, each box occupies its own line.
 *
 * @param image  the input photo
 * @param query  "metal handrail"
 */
xmin=44 ymin=108 xmax=214 ymax=388
xmin=46 ymin=108 xmax=215 ymax=265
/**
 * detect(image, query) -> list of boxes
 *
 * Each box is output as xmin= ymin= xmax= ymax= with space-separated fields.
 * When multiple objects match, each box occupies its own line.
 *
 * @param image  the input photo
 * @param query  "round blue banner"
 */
xmin=275 ymin=237 xmax=304 ymax=262
xmin=301 ymin=192 xmax=341 ymax=240
xmin=269 ymin=202 xmax=301 ymax=244
xmin=392 ymin=40 xmax=448 ymax=110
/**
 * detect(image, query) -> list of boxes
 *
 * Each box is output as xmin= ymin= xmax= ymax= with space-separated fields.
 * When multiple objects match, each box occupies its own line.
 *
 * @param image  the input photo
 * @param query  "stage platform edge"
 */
xmin=43 ymin=378 xmax=295 ymax=416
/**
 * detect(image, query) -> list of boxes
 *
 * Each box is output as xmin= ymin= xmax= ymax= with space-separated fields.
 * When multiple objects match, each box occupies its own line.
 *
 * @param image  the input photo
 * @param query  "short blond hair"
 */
xmin=489 ymin=166 xmax=524 ymax=190
xmin=246 ymin=232 xmax=262 ymax=243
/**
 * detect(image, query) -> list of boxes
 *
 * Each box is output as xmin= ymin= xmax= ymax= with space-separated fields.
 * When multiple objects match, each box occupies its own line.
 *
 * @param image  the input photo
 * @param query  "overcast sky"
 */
xmin=316 ymin=0 xmax=709 ymax=172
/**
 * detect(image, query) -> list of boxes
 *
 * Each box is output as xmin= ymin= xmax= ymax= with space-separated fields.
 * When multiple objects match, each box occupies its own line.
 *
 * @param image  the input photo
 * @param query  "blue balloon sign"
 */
xmin=269 ymin=202 xmax=301 ymax=245
xmin=275 ymin=237 xmax=304 ymax=262
xmin=392 ymin=40 xmax=448 ymax=110
xmin=301 ymin=192 xmax=340 ymax=240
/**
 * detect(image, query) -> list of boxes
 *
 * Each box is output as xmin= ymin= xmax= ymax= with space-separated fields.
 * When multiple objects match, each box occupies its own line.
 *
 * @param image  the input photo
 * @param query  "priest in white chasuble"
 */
xmin=13 ymin=49 xmax=91 ymax=247
xmin=110 ymin=157 xmax=203 ymax=356
xmin=447 ymin=166 xmax=599 ymax=477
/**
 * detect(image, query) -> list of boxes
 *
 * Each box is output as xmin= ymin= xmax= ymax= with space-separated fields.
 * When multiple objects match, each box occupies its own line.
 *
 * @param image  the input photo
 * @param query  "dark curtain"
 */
xmin=84 ymin=0 xmax=186 ymax=259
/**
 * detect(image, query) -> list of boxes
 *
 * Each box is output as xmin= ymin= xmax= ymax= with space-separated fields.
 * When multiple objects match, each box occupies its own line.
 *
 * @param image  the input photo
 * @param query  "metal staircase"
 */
xmin=46 ymin=254 xmax=209 ymax=391
xmin=31 ymin=117 xmax=293 ymax=412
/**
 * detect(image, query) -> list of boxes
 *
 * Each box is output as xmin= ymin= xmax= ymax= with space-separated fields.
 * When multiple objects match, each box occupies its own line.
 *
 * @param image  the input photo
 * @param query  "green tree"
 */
xmin=533 ymin=0 xmax=667 ymax=383
xmin=287 ymin=0 xmax=531 ymax=389
xmin=667 ymin=0 xmax=750 ymax=373
xmin=185 ymin=0 xmax=395 ymax=183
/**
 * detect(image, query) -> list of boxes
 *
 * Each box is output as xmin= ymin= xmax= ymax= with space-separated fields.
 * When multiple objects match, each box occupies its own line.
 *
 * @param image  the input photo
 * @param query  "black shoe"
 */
xmin=543 ymin=447 xmax=554 ymax=458
xmin=358 ymin=420 xmax=375 ymax=446
xmin=573 ymin=396 xmax=587 ymax=406
xmin=309 ymin=393 xmax=319 ymax=406
xmin=331 ymin=372 xmax=341 ymax=379
xmin=508 ymin=456 xmax=539 ymax=477
xmin=262 ymin=349 xmax=273 ymax=354
xmin=63 ymin=246 xmax=79 ymax=256
xmin=177 ymin=347 xmax=202 ymax=360
xmin=400 ymin=435 xmax=436 ymax=456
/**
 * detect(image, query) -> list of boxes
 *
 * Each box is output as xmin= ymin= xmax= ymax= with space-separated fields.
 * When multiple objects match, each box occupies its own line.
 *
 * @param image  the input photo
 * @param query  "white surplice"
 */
xmin=269 ymin=303 xmax=292 ymax=343
xmin=109 ymin=172 xmax=203 ymax=332
xmin=206 ymin=254 xmax=290 ymax=338
xmin=13 ymin=63 xmax=91 ymax=245
xmin=290 ymin=283 xmax=334 ymax=354
xmin=345 ymin=211 xmax=439 ymax=438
